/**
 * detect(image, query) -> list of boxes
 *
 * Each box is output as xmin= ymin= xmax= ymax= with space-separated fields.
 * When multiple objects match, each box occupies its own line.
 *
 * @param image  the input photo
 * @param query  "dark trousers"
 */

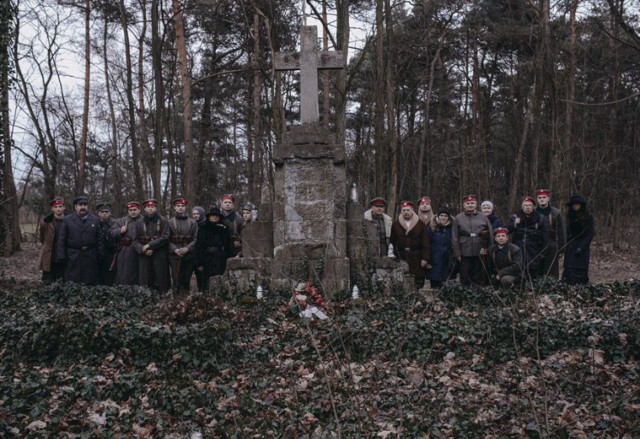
xmin=460 ymin=256 xmax=488 ymax=286
xmin=541 ymin=241 xmax=560 ymax=279
xmin=169 ymin=255 xmax=195 ymax=293
xmin=139 ymin=250 xmax=170 ymax=293
xmin=42 ymin=262 xmax=65 ymax=284
xmin=98 ymin=256 xmax=115 ymax=286
xmin=195 ymin=268 xmax=208 ymax=292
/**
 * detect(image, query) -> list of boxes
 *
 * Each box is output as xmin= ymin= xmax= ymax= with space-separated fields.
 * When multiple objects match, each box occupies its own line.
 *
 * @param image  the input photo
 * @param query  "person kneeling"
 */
xmin=488 ymin=227 xmax=523 ymax=289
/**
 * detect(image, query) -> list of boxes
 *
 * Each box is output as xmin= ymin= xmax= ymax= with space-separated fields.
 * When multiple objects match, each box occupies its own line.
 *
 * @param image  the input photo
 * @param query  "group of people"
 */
xmin=38 ymin=194 xmax=256 ymax=293
xmin=39 ymin=188 xmax=595 ymax=293
xmin=364 ymin=190 xmax=595 ymax=290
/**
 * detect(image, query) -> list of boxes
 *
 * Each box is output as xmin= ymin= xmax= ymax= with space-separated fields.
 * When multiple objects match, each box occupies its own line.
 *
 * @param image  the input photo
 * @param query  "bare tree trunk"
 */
xmin=151 ymin=0 xmax=165 ymax=199
xmin=77 ymin=0 xmax=90 ymax=194
xmin=138 ymin=0 xmax=154 ymax=196
xmin=334 ymin=0 xmax=349 ymax=147
xmin=1 ymin=7 xmax=20 ymax=254
xmin=417 ymin=47 xmax=442 ymax=195
xmin=249 ymin=8 xmax=262 ymax=201
xmin=508 ymin=82 xmax=536 ymax=211
xmin=173 ymin=0 xmax=194 ymax=200
xmin=384 ymin=0 xmax=397 ymax=211
xmin=103 ymin=16 xmax=122 ymax=210
xmin=119 ymin=0 xmax=144 ymax=200
xmin=373 ymin=0 xmax=386 ymax=199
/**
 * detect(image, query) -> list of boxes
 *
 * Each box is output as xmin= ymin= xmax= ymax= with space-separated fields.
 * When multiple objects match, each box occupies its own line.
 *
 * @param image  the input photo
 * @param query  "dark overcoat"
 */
xmin=134 ymin=214 xmax=171 ymax=293
xmin=428 ymin=222 xmax=453 ymax=282
xmin=168 ymin=215 xmax=198 ymax=291
xmin=98 ymin=217 xmax=117 ymax=285
xmin=390 ymin=214 xmax=430 ymax=278
xmin=507 ymin=211 xmax=550 ymax=276
xmin=195 ymin=221 xmax=232 ymax=278
xmin=109 ymin=215 xmax=142 ymax=286
xmin=563 ymin=211 xmax=595 ymax=284
xmin=55 ymin=213 xmax=103 ymax=284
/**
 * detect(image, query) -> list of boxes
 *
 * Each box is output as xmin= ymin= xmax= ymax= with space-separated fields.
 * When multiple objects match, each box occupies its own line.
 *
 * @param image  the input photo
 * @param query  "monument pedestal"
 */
xmin=271 ymin=125 xmax=350 ymax=294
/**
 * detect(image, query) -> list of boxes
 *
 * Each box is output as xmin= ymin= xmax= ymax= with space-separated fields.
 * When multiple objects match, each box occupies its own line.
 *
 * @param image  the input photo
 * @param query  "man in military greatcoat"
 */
xmin=39 ymin=196 xmax=66 ymax=284
xmin=134 ymin=199 xmax=171 ymax=293
xmin=110 ymin=201 xmax=143 ymax=286
xmin=219 ymin=194 xmax=244 ymax=257
xmin=508 ymin=196 xmax=550 ymax=281
xmin=96 ymin=203 xmax=117 ymax=285
xmin=535 ymin=189 xmax=565 ymax=279
xmin=168 ymin=196 xmax=198 ymax=294
xmin=55 ymin=195 xmax=103 ymax=284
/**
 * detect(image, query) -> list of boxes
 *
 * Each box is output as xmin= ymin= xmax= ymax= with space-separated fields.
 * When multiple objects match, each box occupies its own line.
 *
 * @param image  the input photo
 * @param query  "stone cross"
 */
xmin=274 ymin=26 xmax=345 ymax=124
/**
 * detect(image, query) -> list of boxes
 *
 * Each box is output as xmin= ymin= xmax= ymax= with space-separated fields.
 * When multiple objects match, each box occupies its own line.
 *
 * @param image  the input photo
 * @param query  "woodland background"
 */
xmin=1 ymin=0 xmax=640 ymax=255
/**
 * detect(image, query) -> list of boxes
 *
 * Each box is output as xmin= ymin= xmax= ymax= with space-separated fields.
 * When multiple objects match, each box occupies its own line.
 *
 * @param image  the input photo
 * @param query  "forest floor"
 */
xmin=2 ymin=241 xmax=639 ymax=283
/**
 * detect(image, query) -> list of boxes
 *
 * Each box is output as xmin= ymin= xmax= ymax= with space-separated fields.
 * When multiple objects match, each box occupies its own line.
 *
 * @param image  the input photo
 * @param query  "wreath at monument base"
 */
xmin=288 ymin=281 xmax=328 ymax=319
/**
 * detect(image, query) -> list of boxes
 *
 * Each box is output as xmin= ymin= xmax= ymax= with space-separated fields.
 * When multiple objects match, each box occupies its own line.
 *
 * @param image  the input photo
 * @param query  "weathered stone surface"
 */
xmin=287 ymin=125 xmax=336 ymax=144
xmin=241 ymin=221 xmax=273 ymax=258
xmin=225 ymin=257 xmax=272 ymax=293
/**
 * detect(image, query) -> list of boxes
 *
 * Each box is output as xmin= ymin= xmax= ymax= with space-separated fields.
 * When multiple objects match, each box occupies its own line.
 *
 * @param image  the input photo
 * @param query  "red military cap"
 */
xmin=418 ymin=196 xmax=432 ymax=205
xmin=127 ymin=201 xmax=141 ymax=209
xmin=143 ymin=199 xmax=158 ymax=207
xmin=535 ymin=188 xmax=550 ymax=197
xmin=462 ymin=194 xmax=477 ymax=202
xmin=50 ymin=197 xmax=65 ymax=207
xmin=494 ymin=227 xmax=509 ymax=236
xmin=370 ymin=197 xmax=387 ymax=207
xmin=173 ymin=196 xmax=188 ymax=206
xmin=400 ymin=201 xmax=414 ymax=208
xmin=521 ymin=196 xmax=536 ymax=205
xmin=221 ymin=194 xmax=235 ymax=203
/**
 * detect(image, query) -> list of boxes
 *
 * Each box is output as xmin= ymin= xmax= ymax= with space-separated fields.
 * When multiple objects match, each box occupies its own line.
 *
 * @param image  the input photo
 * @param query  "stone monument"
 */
xmin=223 ymin=26 xmax=411 ymax=296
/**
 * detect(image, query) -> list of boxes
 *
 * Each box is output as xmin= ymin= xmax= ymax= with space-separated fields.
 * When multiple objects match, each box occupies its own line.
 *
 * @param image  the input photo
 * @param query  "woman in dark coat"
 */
xmin=195 ymin=207 xmax=232 ymax=291
xmin=428 ymin=207 xmax=454 ymax=288
xmin=481 ymin=200 xmax=503 ymax=229
xmin=191 ymin=206 xmax=208 ymax=291
xmin=563 ymin=195 xmax=595 ymax=285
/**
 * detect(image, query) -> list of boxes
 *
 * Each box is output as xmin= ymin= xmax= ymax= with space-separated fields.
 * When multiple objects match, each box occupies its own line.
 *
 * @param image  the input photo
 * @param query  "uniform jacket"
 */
xmin=222 ymin=210 xmax=244 ymax=236
xmin=452 ymin=211 xmax=493 ymax=258
xmin=489 ymin=243 xmax=523 ymax=278
xmin=536 ymin=205 xmax=565 ymax=248
xmin=390 ymin=213 xmax=430 ymax=277
xmin=134 ymin=214 xmax=170 ymax=253
xmin=39 ymin=214 xmax=63 ymax=272
xmin=507 ymin=210 xmax=550 ymax=268
xmin=168 ymin=215 xmax=198 ymax=258
xmin=99 ymin=218 xmax=117 ymax=260
xmin=55 ymin=213 xmax=103 ymax=284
